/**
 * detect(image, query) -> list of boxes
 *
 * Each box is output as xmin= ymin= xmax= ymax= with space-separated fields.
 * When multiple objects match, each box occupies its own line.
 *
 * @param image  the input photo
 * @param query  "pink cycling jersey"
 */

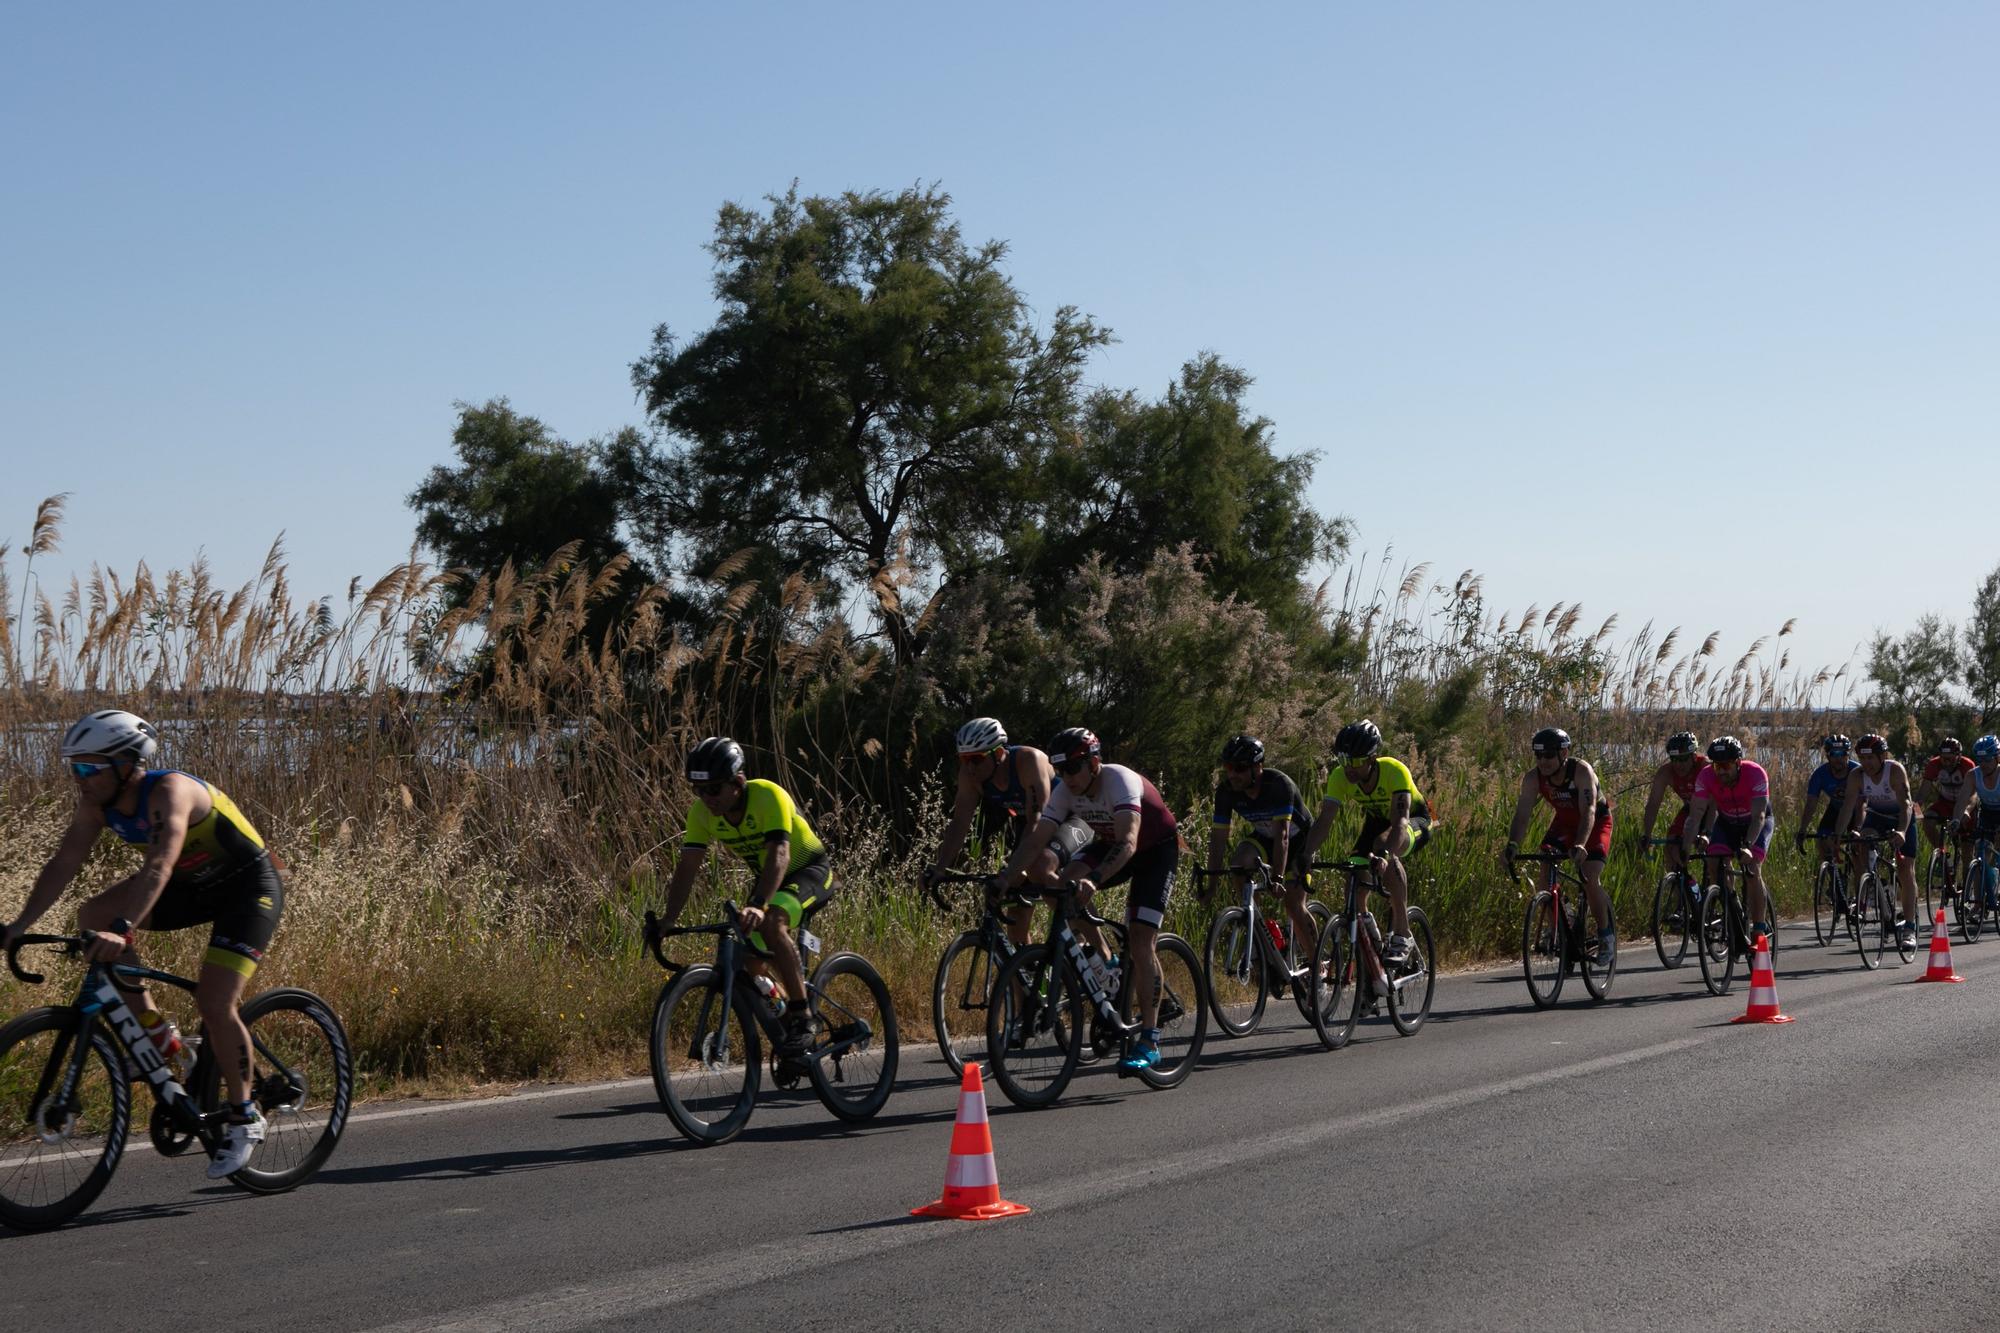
xmin=1693 ymin=760 xmax=1770 ymax=820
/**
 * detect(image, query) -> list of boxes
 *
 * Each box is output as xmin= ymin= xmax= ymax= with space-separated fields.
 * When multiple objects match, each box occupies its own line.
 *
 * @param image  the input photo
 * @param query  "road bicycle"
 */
xmin=1646 ymin=838 xmax=1700 ymax=969
xmin=1806 ymin=832 xmax=1854 ymax=947
xmin=1964 ymin=824 xmax=2000 ymax=933
xmin=643 ymin=900 xmax=896 ymax=1146
xmin=926 ymin=871 xmax=1126 ymax=1076
xmin=1511 ymin=849 xmax=1615 ymax=1007
xmin=1925 ymin=832 xmax=1984 ymax=944
xmin=1839 ymin=833 xmax=1918 ymax=971
xmin=0 ymin=933 xmax=351 ymax=1232
xmin=1192 ymin=862 xmax=1329 ymax=1037
xmin=983 ymin=883 xmax=1207 ymax=1108
xmin=1303 ymin=857 xmax=1435 ymax=1050
xmin=1693 ymin=844 xmax=1779 ymax=996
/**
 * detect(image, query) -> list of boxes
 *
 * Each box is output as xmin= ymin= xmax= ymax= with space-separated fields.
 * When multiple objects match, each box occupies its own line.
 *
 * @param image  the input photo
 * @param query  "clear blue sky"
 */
xmin=5 ymin=2 xmax=1994 ymax=692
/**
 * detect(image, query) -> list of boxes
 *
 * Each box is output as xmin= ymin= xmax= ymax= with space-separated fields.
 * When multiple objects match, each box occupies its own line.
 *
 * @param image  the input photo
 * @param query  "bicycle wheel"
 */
xmin=1521 ymin=890 xmax=1564 ymax=1009
xmin=1894 ymin=892 xmax=1919 ymax=964
xmin=650 ymin=965 xmax=759 ymax=1146
xmin=1203 ymin=905 xmax=1268 ymax=1038
xmin=1812 ymin=862 xmax=1837 ymax=947
xmin=1136 ymin=934 xmax=1207 ymax=1090
xmin=1307 ymin=920 xmax=1356 ymax=1050
xmin=1653 ymin=871 xmax=1692 ymax=968
xmin=985 ymin=944 xmax=1083 ymax=1109
xmin=1923 ymin=849 xmax=1942 ymax=924
xmin=1855 ymin=875 xmax=1884 ymax=970
xmin=1969 ymin=858 xmax=1993 ymax=943
xmin=1581 ymin=902 xmax=1617 ymax=1002
xmin=1698 ymin=885 xmax=1736 ymax=996
xmin=1291 ymin=901 xmax=1333 ymax=1023
xmin=805 ymin=952 xmax=898 ymax=1122
xmin=931 ymin=929 xmax=995 ymax=1077
xmin=0 ymin=1007 xmax=131 ymax=1232
xmin=221 ymin=988 xmax=353 ymax=1194
xmin=1387 ymin=908 xmax=1436 ymax=1036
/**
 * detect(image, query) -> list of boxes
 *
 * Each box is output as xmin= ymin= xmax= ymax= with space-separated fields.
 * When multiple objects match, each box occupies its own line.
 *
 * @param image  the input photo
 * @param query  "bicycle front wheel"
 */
xmin=1923 ymin=849 xmax=1943 ymax=924
xmin=1203 ymin=906 xmax=1268 ymax=1038
xmin=1306 ymin=919 xmax=1354 ymax=1050
xmin=1697 ymin=885 xmax=1736 ymax=996
xmin=1522 ymin=890 xmax=1564 ymax=1009
xmin=1855 ymin=874 xmax=1885 ymax=970
xmin=1812 ymin=862 xmax=1837 ymax=947
xmin=223 ymin=988 xmax=353 ymax=1194
xmin=985 ymin=944 xmax=1084 ymax=1109
xmin=1388 ymin=908 xmax=1436 ymax=1036
xmin=1653 ymin=871 xmax=1691 ymax=968
xmin=1291 ymin=901 xmax=1333 ymax=1023
xmin=0 ymin=1007 xmax=131 ymax=1232
xmin=932 ymin=929 xmax=995 ymax=1077
xmin=807 ymin=952 xmax=898 ymax=1122
xmin=650 ymin=965 xmax=759 ymax=1146
xmin=1135 ymin=933 xmax=1207 ymax=1090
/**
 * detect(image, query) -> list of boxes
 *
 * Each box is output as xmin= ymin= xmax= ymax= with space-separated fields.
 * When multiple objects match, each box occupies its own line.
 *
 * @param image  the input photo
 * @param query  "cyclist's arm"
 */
xmin=661 ymin=843 xmax=707 ymax=927
xmin=1798 ymin=792 xmax=1823 ymax=839
xmin=1835 ymin=782 xmax=1863 ymax=835
xmin=1504 ymin=769 xmax=1538 ymax=851
xmin=1019 ymin=749 xmax=1054 ymax=814
xmin=1890 ymin=764 xmax=1913 ymax=826
xmin=1574 ymin=761 xmax=1600 ymax=820
xmin=1380 ymin=790 xmax=1412 ymax=853
xmin=999 ymin=817 xmax=1058 ymax=888
xmin=1952 ymin=781 xmax=1978 ymax=825
xmin=1084 ymin=808 xmax=1142 ymax=885
xmin=929 ymin=771 xmax=984 ymax=873
xmin=747 ymin=834 xmax=790 ymax=909
xmin=1639 ymin=768 xmax=1669 ymax=839
xmin=118 ymin=775 xmax=199 ymax=927
xmin=1205 ymin=823 xmax=1230 ymax=877
xmin=1680 ymin=797 xmax=1712 ymax=854
xmin=1293 ymin=797 xmax=1338 ymax=872
xmin=1916 ymin=775 xmax=1940 ymax=806
xmin=6 ymin=800 xmax=105 ymax=937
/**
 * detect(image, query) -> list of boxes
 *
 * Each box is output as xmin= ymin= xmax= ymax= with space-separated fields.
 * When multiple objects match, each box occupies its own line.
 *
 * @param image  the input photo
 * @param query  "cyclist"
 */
xmin=926 ymin=717 xmax=1094 ymax=948
xmin=1292 ymin=719 xmax=1431 ymax=975
xmin=1506 ymin=726 xmax=1616 ymax=961
xmin=1204 ymin=734 xmax=1315 ymax=980
xmin=1949 ymin=735 xmax=2000 ymax=911
xmin=991 ymin=728 xmax=1180 ymax=1073
xmin=1681 ymin=735 xmax=1777 ymax=944
xmin=659 ymin=737 xmax=831 ymax=1075
xmin=1794 ymin=734 xmax=1860 ymax=860
xmin=1919 ymin=736 xmax=1978 ymax=874
xmin=1637 ymin=731 xmax=1708 ymax=877
xmin=1835 ymin=733 xmax=1919 ymax=950
xmin=0 ymin=709 xmax=282 ymax=1177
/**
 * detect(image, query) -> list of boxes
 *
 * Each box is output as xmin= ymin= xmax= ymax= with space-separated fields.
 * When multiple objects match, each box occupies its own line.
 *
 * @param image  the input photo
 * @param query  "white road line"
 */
xmin=358 ymin=1034 xmax=1705 ymax=1333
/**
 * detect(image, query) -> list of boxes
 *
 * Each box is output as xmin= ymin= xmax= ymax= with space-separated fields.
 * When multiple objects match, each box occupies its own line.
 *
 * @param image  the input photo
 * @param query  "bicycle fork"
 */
xmin=78 ymin=973 xmax=205 ymax=1136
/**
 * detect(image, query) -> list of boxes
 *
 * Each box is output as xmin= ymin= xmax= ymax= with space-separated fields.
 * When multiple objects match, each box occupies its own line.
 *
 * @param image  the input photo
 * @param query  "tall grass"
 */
xmin=0 ymin=500 xmax=1900 ymax=1094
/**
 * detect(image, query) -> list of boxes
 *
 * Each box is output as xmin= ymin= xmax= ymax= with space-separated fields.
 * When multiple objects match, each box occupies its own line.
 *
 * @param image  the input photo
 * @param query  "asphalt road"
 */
xmin=8 ymin=924 xmax=2000 ymax=1333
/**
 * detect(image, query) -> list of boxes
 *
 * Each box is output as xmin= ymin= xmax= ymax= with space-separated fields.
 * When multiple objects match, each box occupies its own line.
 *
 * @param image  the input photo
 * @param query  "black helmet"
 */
xmin=1821 ymin=733 xmax=1851 ymax=757
xmin=1939 ymin=736 xmax=1963 ymax=756
xmin=1220 ymin=734 xmax=1265 ymax=766
xmin=1664 ymin=731 xmax=1700 ymax=759
xmin=1855 ymin=732 xmax=1887 ymax=757
xmin=685 ymin=736 xmax=746 ymax=783
xmin=1531 ymin=726 xmax=1572 ymax=756
xmin=1333 ymin=719 xmax=1381 ymax=760
xmin=1048 ymin=727 xmax=1101 ymax=767
xmin=1707 ymin=735 xmax=1745 ymax=762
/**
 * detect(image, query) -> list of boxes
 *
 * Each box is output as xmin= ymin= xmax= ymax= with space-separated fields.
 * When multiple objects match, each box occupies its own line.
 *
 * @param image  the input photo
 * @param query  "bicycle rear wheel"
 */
xmin=1136 ymin=934 xmax=1207 ymax=1089
xmin=1812 ymin=862 xmax=1837 ymax=946
xmin=1698 ymin=885 xmax=1736 ymax=996
xmin=1923 ymin=849 xmax=1943 ymax=924
xmin=985 ymin=944 xmax=1083 ymax=1109
xmin=650 ymin=965 xmax=759 ymax=1146
xmin=1203 ymin=905 xmax=1268 ymax=1038
xmin=1855 ymin=875 xmax=1885 ymax=970
xmin=0 ymin=1007 xmax=131 ymax=1232
xmin=1522 ymin=890 xmax=1564 ymax=1008
xmin=931 ymin=929 xmax=994 ymax=1077
xmin=1307 ymin=921 xmax=1356 ymax=1051
xmin=1653 ymin=871 xmax=1692 ymax=968
xmin=223 ymin=988 xmax=353 ymax=1193
xmin=1291 ymin=901 xmax=1333 ymax=1023
xmin=1387 ymin=908 xmax=1436 ymax=1036
xmin=1581 ymin=902 xmax=1616 ymax=1002
xmin=807 ymin=952 xmax=898 ymax=1122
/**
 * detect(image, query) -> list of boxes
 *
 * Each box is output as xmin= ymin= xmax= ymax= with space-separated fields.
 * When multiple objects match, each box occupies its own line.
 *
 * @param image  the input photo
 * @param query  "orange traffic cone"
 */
xmin=1917 ymin=909 xmax=1966 ymax=983
xmin=1731 ymin=933 xmax=1794 ymax=1024
xmin=910 ymin=1062 xmax=1030 ymax=1221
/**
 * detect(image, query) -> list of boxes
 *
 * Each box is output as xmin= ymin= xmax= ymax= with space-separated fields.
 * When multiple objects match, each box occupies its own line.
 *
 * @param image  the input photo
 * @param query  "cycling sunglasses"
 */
xmin=1054 ymin=755 xmax=1093 ymax=775
xmin=69 ymin=760 xmax=114 ymax=780
xmin=691 ymin=781 xmax=729 ymax=798
xmin=958 ymin=750 xmax=996 ymax=766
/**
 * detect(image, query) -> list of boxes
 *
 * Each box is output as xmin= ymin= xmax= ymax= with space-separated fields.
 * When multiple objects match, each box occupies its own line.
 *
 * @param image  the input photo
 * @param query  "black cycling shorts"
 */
xmin=1082 ymin=838 xmax=1179 ymax=928
xmin=142 ymin=854 xmax=284 ymax=979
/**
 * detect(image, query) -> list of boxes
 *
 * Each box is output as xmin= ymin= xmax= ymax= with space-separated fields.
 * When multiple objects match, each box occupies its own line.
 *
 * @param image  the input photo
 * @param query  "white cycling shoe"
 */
xmin=207 ymin=1107 xmax=267 ymax=1179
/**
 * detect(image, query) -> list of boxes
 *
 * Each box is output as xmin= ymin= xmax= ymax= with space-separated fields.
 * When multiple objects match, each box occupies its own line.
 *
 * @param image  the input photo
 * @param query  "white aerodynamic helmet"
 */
xmin=955 ymin=717 xmax=1007 ymax=754
xmin=60 ymin=709 xmax=160 ymax=764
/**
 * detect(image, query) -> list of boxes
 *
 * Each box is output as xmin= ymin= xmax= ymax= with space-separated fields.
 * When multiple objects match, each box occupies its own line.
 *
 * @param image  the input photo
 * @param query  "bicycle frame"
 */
xmin=1320 ymin=858 xmax=1393 ymax=995
xmin=1195 ymin=860 xmax=1300 ymax=984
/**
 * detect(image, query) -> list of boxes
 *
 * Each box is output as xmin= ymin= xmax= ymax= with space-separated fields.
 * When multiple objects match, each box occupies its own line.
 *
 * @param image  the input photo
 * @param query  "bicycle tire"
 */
xmin=1291 ymin=901 xmax=1333 ymax=1023
xmin=1856 ymin=874 xmax=1884 ymax=970
xmin=1522 ymin=890 xmax=1564 ymax=1009
xmin=1895 ymin=896 xmax=1919 ymax=964
xmin=650 ymin=965 xmax=759 ymax=1146
xmin=1307 ymin=921 xmax=1356 ymax=1050
xmin=985 ymin=944 xmax=1083 ymax=1109
xmin=1923 ymin=849 xmax=1942 ymax=924
xmin=1580 ymin=901 xmax=1616 ymax=1002
xmin=1812 ymin=862 xmax=1837 ymax=947
xmin=222 ymin=988 xmax=353 ymax=1194
xmin=1387 ymin=907 xmax=1436 ymax=1036
xmin=0 ymin=1007 xmax=131 ymax=1232
xmin=806 ymin=952 xmax=898 ymax=1122
xmin=931 ymin=929 xmax=994 ymax=1077
xmin=1135 ymin=933 xmax=1207 ymax=1089
xmin=1697 ymin=885 xmax=1736 ymax=996
xmin=1653 ymin=871 xmax=1692 ymax=968
xmin=1969 ymin=858 xmax=1992 ymax=944
xmin=1203 ymin=905 xmax=1268 ymax=1037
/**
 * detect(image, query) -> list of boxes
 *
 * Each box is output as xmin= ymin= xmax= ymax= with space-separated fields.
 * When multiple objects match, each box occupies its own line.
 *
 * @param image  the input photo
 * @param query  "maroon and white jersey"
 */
xmin=1041 ymin=763 xmax=1179 ymax=852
